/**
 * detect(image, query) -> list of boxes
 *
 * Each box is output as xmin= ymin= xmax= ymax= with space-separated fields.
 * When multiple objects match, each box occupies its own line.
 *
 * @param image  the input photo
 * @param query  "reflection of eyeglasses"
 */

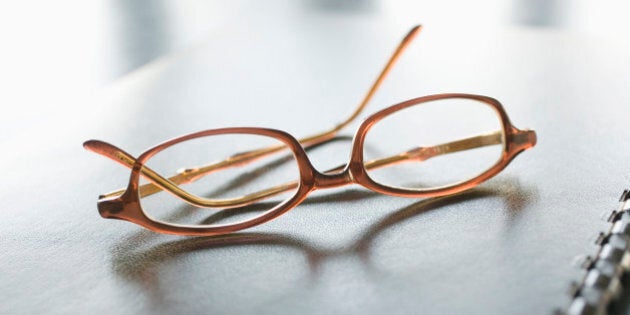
xmin=85 ymin=25 xmax=537 ymax=236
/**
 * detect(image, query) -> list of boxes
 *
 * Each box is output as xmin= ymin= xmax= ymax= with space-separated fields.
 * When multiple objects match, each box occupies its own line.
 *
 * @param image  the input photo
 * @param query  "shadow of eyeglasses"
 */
xmin=112 ymin=177 xmax=536 ymax=284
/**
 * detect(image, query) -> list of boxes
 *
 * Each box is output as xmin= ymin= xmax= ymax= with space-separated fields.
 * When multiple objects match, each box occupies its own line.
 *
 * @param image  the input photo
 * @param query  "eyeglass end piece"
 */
xmin=97 ymin=196 xmax=125 ymax=219
xmin=511 ymin=128 xmax=537 ymax=151
xmin=521 ymin=129 xmax=537 ymax=148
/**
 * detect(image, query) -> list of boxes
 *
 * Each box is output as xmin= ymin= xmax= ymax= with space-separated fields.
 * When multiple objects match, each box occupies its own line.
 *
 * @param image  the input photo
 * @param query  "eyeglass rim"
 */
xmin=99 ymin=93 xmax=535 ymax=236
xmin=350 ymin=93 xmax=526 ymax=197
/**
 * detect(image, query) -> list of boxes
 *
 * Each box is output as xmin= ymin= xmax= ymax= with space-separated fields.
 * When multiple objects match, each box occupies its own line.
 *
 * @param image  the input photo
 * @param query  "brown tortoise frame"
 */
xmin=84 ymin=25 xmax=537 ymax=236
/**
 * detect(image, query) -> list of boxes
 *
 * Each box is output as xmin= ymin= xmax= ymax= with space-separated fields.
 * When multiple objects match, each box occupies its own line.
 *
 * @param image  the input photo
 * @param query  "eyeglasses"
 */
xmin=84 ymin=25 xmax=537 ymax=236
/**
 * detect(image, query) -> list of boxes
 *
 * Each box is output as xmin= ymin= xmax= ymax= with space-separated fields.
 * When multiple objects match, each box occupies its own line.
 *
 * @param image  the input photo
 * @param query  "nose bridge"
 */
xmin=312 ymin=167 xmax=354 ymax=190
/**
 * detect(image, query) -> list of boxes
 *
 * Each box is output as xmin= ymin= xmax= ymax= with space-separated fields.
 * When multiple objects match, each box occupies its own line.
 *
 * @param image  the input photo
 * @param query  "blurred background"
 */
xmin=1 ymin=0 xmax=629 ymax=128
xmin=3 ymin=0 xmax=630 ymax=171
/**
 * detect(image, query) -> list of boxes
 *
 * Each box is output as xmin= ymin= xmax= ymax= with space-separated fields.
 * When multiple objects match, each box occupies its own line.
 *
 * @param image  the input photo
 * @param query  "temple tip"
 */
xmin=83 ymin=140 xmax=100 ymax=151
xmin=403 ymin=24 xmax=423 ymax=42
xmin=82 ymin=140 xmax=137 ymax=167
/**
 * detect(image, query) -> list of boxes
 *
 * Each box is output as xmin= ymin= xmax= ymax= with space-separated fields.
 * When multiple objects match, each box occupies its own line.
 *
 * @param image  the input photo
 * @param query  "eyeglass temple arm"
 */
xmin=189 ymin=130 xmax=504 ymax=208
xmin=183 ymin=24 xmax=423 ymax=170
xmin=401 ymin=130 xmax=503 ymax=165
xmin=96 ymin=143 xmax=289 ymax=200
xmin=85 ymin=140 xmax=282 ymax=209
xmin=99 ymin=130 xmax=502 ymax=210
xmin=299 ymin=24 xmax=423 ymax=145
xmin=224 ymin=130 xmax=503 ymax=207
xmin=97 ymin=25 xmax=423 ymax=200
xmin=249 ymin=130 xmax=504 ymax=200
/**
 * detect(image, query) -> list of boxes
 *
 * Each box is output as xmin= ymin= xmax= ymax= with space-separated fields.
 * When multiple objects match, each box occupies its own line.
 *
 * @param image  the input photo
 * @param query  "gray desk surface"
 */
xmin=3 ymin=1 xmax=630 ymax=314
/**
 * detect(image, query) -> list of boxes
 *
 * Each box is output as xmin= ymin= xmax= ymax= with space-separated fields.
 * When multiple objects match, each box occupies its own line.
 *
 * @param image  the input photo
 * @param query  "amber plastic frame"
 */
xmin=84 ymin=25 xmax=537 ymax=236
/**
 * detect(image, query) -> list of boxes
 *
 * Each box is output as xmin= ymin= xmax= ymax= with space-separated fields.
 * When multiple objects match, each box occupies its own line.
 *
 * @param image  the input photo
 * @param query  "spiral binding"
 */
xmin=560 ymin=190 xmax=630 ymax=315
